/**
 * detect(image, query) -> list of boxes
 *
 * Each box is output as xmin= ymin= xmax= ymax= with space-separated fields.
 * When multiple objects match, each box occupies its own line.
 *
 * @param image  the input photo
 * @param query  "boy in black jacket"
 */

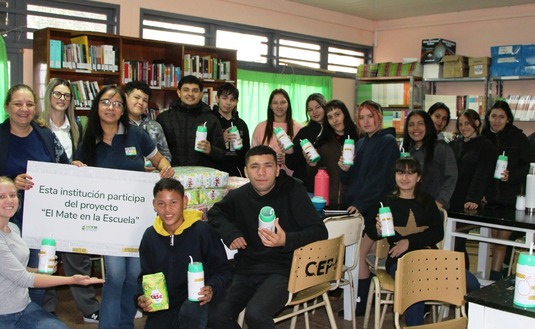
xmin=137 ymin=178 xmax=232 ymax=329
xmin=207 ymin=145 xmax=328 ymax=329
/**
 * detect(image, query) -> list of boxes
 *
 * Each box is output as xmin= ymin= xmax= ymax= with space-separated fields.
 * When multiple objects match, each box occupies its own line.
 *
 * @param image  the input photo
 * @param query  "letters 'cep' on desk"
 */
xmin=466 ymin=276 xmax=535 ymax=328
xmin=443 ymin=206 xmax=535 ymax=279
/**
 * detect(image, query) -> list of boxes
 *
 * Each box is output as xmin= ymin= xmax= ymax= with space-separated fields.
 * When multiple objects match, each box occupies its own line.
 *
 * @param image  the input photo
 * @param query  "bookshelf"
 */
xmin=33 ymin=28 xmax=237 ymax=116
xmin=355 ymin=76 xmax=424 ymax=136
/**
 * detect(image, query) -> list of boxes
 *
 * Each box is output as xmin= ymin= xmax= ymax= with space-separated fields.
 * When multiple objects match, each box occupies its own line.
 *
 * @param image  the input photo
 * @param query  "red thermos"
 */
xmin=314 ymin=168 xmax=330 ymax=206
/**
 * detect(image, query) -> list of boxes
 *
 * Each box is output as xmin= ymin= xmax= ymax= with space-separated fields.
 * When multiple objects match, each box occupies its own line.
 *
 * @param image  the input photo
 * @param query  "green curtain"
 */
xmin=0 ymin=36 xmax=8 ymax=122
xmin=236 ymin=69 xmax=332 ymax=137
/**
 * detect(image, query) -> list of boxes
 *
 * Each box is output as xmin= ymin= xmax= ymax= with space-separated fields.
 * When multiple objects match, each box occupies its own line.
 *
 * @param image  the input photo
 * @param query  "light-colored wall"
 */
xmin=373 ymin=4 xmax=535 ymax=135
xmin=23 ymin=0 xmax=375 ymax=112
xmin=21 ymin=1 xmax=535 ymax=133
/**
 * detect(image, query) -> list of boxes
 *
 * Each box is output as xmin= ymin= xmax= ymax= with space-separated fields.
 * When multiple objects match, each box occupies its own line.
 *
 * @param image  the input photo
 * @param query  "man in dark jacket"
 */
xmin=211 ymin=83 xmax=250 ymax=177
xmin=156 ymin=75 xmax=225 ymax=168
xmin=207 ymin=145 xmax=328 ymax=329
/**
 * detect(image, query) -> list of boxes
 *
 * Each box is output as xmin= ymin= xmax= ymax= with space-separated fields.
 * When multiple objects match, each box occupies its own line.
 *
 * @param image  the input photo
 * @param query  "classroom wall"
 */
xmin=22 ymin=0 xmax=374 ymax=114
xmin=373 ymin=4 xmax=535 ymax=135
xmin=21 ymin=1 xmax=535 ymax=132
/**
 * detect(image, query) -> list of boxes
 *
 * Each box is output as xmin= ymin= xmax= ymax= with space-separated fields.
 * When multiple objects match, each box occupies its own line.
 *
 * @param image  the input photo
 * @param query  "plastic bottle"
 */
xmin=38 ymin=237 xmax=56 ymax=274
xmin=526 ymin=163 xmax=535 ymax=213
xmin=342 ymin=138 xmax=355 ymax=165
xmin=273 ymin=127 xmax=294 ymax=151
xmin=228 ymin=125 xmax=243 ymax=150
xmin=379 ymin=203 xmax=395 ymax=237
xmin=194 ymin=124 xmax=208 ymax=152
xmin=514 ymin=248 xmax=535 ymax=308
xmin=300 ymin=138 xmax=321 ymax=163
xmin=314 ymin=168 xmax=330 ymax=206
xmin=493 ymin=151 xmax=508 ymax=180
xmin=258 ymin=206 xmax=276 ymax=232
xmin=187 ymin=257 xmax=205 ymax=302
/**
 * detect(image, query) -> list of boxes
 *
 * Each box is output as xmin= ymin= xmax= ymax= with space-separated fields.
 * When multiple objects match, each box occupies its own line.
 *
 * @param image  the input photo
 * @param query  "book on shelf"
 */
xmin=202 ymin=87 xmax=214 ymax=107
xmin=123 ymin=59 xmax=181 ymax=88
xmin=424 ymin=94 xmax=485 ymax=119
xmin=70 ymin=80 xmax=100 ymax=108
xmin=61 ymin=39 xmax=117 ymax=72
xmin=507 ymin=95 xmax=535 ymax=121
xmin=49 ymin=39 xmax=63 ymax=69
xmin=183 ymin=54 xmax=232 ymax=80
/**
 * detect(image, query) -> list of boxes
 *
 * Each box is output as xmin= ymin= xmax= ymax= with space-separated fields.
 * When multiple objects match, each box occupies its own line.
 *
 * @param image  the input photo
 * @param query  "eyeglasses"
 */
xmin=395 ymin=170 xmax=417 ymax=175
xmin=99 ymin=99 xmax=124 ymax=110
xmin=51 ymin=91 xmax=72 ymax=101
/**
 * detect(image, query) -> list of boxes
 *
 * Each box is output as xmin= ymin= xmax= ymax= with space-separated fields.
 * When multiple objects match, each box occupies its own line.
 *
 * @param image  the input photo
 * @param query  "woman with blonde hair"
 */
xmin=41 ymin=78 xmax=82 ymax=161
xmin=0 ymin=84 xmax=69 ymax=306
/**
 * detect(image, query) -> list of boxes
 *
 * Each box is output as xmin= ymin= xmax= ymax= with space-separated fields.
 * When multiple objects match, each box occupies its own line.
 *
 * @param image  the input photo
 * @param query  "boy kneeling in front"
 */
xmin=136 ymin=178 xmax=232 ymax=328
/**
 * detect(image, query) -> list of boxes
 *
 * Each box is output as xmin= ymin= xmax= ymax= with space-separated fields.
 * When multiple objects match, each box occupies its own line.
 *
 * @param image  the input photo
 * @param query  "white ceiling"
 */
xmin=288 ymin=0 xmax=535 ymax=20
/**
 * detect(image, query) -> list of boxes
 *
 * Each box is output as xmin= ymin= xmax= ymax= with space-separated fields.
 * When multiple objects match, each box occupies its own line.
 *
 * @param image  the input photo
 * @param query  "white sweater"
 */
xmin=0 ymin=222 xmax=35 ymax=314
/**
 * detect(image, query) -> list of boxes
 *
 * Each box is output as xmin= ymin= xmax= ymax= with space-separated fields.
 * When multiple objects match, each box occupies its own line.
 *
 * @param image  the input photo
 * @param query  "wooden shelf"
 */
xmin=33 ymin=27 xmax=237 ymax=113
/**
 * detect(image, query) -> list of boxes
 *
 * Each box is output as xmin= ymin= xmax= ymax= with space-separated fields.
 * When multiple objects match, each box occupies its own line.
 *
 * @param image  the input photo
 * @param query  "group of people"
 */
xmin=1 ymin=71 xmax=534 ymax=328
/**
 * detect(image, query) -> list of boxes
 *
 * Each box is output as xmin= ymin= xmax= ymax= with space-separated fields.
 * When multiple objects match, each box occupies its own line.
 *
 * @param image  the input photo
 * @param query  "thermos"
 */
xmin=258 ymin=206 xmax=276 ymax=232
xmin=300 ymin=138 xmax=321 ymax=163
xmin=274 ymin=127 xmax=294 ymax=150
xmin=187 ymin=257 xmax=205 ymax=302
xmin=379 ymin=203 xmax=395 ymax=237
xmin=38 ymin=237 xmax=56 ymax=274
xmin=514 ymin=247 xmax=535 ymax=308
xmin=194 ymin=124 xmax=207 ymax=152
xmin=314 ymin=168 xmax=330 ymax=206
xmin=228 ymin=125 xmax=243 ymax=150
xmin=342 ymin=138 xmax=355 ymax=165
xmin=493 ymin=151 xmax=508 ymax=180
xmin=526 ymin=163 xmax=535 ymax=213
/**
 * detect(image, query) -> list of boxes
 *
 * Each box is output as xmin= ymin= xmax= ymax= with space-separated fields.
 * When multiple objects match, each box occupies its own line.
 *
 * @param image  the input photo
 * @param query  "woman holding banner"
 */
xmin=0 ymin=84 xmax=69 ymax=307
xmin=0 ymin=176 xmax=104 ymax=328
xmin=76 ymin=85 xmax=173 ymax=329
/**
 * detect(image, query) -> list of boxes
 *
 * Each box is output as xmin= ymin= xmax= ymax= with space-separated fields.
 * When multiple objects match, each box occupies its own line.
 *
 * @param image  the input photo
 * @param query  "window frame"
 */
xmin=140 ymin=9 xmax=371 ymax=78
xmin=0 ymin=0 xmax=119 ymax=84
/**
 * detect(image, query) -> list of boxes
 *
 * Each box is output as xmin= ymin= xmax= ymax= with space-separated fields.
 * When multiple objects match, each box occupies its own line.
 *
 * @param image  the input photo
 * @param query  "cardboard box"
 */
xmin=441 ymin=55 xmax=468 ymax=78
xmin=423 ymin=63 xmax=443 ymax=79
xmin=469 ymin=57 xmax=490 ymax=77
xmin=421 ymin=38 xmax=456 ymax=63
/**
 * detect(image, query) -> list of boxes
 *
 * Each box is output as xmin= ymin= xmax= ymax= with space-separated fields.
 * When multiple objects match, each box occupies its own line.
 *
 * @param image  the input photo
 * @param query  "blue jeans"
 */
xmin=0 ymin=302 xmax=68 ymax=329
xmin=28 ymin=248 xmax=45 ymax=306
xmin=208 ymin=273 xmax=288 ymax=329
xmin=99 ymin=256 xmax=140 ymax=329
xmin=144 ymin=300 xmax=207 ymax=329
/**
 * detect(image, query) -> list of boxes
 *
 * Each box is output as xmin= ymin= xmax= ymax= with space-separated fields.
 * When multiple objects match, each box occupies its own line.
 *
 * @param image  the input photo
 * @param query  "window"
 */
xmin=278 ymin=38 xmax=320 ymax=69
xmin=140 ymin=9 xmax=371 ymax=77
xmin=328 ymin=46 xmax=366 ymax=74
xmin=216 ymin=30 xmax=268 ymax=64
xmin=142 ymin=18 xmax=205 ymax=45
xmin=0 ymin=0 xmax=118 ymax=85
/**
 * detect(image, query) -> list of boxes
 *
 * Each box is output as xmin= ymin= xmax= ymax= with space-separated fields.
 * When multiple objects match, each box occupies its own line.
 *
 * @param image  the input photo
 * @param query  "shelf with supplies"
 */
xmin=33 ymin=28 xmax=237 ymax=116
xmin=355 ymin=75 xmax=424 ymax=136
xmin=424 ymin=77 xmax=490 ymax=119
xmin=424 ymin=76 xmax=535 ymax=121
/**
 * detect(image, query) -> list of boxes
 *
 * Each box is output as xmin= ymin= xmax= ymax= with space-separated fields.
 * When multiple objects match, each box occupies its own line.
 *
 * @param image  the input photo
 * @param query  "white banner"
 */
xmin=23 ymin=161 xmax=160 ymax=257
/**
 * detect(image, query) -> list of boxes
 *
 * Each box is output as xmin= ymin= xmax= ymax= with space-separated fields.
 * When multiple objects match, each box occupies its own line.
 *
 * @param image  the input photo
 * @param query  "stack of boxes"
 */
xmin=490 ymin=44 xmax=535 ymax=77
xmin=490 ymin=45 xmax=522 ymax=76
xmin=421 ymin=38 xmax=456 ymax=79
